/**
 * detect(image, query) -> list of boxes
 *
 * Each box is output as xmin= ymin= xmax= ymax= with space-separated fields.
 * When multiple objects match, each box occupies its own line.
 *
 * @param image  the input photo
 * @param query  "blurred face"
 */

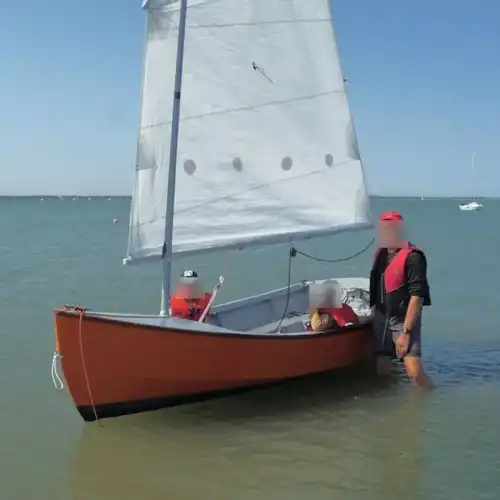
xmin=377 ymin=220 xmax=405 ymax=249
xmin=174 ymin=281 xmax=203 ymax=299
xmin=309 ymin=281 xmax=342 ymax=309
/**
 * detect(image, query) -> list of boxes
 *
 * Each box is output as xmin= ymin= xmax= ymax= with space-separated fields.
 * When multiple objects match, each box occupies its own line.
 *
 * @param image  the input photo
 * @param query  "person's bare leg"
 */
xmin=403 ymin=356 xmax=435 ymax=390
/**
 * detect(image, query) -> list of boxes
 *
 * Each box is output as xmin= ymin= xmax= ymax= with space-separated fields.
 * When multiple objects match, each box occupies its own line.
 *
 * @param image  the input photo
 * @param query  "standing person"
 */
xmin=369 ymin=211 xmax=434 ymax=389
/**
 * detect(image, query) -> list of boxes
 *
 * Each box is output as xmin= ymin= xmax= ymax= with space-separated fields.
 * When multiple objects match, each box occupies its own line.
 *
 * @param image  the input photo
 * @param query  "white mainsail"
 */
xmin=126 ymin=0 xmax=372 ymax=264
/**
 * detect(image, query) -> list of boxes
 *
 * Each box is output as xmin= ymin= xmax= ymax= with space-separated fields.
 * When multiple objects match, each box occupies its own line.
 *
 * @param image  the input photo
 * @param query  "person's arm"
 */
xmin=310 ymin=311 xmax=334 ymax=331
xmin=403 ymin=252 xmax=427 ymax=331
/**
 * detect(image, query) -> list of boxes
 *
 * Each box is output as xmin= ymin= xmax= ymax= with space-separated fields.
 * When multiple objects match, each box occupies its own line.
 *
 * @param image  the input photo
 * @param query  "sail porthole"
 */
xmin=325 ymin=153 xmax=334 ymax=167
xmin=183 ymin=159 xmax=196 ymax=175
xmin=233 ymin=157 xmax=243 ymax=171
xmin=281 ymin=156 xmax=293 ymax=171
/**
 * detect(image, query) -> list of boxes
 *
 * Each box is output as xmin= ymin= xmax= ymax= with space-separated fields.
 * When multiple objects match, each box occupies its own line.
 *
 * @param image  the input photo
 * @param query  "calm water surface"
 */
xmin=1 ymin=197 xmax=499 ymax=499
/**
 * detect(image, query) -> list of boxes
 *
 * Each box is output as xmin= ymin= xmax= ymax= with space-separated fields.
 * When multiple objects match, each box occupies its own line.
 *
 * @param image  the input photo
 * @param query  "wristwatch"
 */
xmin=403 ymin=327 xmax=412 ymax=334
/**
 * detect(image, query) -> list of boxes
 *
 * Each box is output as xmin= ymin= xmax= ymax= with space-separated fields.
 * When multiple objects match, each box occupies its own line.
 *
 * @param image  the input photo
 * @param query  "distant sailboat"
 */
xmin=459 ymin=151 xmax=483 ymax=211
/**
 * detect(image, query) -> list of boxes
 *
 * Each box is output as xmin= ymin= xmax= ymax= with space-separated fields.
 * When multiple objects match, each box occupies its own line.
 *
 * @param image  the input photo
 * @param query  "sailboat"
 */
xmin=52 ymin=0 xmax=375 ymax=422
xmin=459 ymin=151 xmax=483 ymax=211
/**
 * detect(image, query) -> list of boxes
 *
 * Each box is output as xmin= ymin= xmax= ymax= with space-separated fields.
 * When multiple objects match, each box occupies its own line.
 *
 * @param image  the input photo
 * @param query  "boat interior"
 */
xmin=88 ymin=277 xmax=372 ymax=336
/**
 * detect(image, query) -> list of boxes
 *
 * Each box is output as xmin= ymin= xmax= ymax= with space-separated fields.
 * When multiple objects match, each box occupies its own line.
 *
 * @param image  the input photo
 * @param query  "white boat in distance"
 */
xmin=459 ymin=200 xmax=483 ymax=211
xmin=459 ymin=151 xmax=483 ymax=211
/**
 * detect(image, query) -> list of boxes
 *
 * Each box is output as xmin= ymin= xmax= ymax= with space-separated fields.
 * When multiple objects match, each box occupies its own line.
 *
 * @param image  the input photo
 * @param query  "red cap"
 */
xmin=379 ymin=211 xmax=403 ymax=221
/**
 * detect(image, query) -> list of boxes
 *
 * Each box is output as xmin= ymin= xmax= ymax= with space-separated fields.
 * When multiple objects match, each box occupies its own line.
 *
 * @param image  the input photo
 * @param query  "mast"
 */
xmin=160 ymin=0 xmax=188 ymax=316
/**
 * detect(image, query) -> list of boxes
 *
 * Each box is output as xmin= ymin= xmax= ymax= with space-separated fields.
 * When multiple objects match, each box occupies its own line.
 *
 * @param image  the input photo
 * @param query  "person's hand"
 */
xmin=396 ymin=332 xmax=411 ymax=358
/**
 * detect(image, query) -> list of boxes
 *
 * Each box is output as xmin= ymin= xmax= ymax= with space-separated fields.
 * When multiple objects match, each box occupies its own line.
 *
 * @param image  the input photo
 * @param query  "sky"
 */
xmin=1 ymin=0 xmax=499 ymax=197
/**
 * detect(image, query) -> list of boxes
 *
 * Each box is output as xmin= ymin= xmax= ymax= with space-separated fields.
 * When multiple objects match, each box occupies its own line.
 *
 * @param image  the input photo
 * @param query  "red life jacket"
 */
xmin=169 ymin=292 xmax=212 ymax=322
xmin=370 ymin=241 xmax=431 ymax=316
xmin=306 ymin=304 xmax=359 ymax=331
xmin=374 ymin=242 xmax=416 ymax=293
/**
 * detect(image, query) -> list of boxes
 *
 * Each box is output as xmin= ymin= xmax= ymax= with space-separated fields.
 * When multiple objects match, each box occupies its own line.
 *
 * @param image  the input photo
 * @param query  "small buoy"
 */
xmin=113 ymin=218 xmax=119 ymax=224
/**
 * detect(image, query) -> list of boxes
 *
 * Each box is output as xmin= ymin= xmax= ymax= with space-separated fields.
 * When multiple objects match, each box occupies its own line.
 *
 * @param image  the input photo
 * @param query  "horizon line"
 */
xmin=0 ymin=194 xmax=498 ymax=200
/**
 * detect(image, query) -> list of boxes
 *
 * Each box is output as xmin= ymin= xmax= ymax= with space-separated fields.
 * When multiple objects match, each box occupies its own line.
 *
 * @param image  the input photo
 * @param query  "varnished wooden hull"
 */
xmin=53 ymin=309 xmax=373 ymax=422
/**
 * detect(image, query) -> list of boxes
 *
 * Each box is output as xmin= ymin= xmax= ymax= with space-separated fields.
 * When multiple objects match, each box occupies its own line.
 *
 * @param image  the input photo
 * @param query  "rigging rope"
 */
xmin=77 ymin=309 xmax=102 ymax=426
xmin=51 ymin=305 xmax=102 ymax=425
xmin=51 ymin=317 xmax=64 ymax=390
xmin=273 ymin=247 xmax=295 ymax=333
xmin=292 ymin=237 xmax=376 ymax=263
xmin=51 ymin=353 xmax=64 ymax=390
xmin=274 ymin=237 xmax=376 ymax=333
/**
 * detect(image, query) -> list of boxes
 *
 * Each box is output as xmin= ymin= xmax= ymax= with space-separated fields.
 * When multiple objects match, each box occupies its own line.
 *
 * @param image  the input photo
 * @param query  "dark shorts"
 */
xmin=373 ymin=310 xmax=422 ymax=358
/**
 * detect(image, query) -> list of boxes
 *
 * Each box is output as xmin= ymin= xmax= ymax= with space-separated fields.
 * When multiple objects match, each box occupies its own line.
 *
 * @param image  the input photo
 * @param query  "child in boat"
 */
xmin=308 ymin=283 xmax=359 ymax=331
xmin=169 ymin=270 xmax=213 ymax=321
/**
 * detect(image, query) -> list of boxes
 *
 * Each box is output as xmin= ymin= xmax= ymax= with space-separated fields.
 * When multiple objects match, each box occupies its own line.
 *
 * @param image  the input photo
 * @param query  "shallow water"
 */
xmin=1 ymin=197 xmax=499 ymax=499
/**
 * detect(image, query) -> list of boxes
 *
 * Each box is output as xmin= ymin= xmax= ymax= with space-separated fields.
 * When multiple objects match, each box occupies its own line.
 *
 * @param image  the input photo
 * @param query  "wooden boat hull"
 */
xmin=53 ymin=309 xmax=373 ymax=422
